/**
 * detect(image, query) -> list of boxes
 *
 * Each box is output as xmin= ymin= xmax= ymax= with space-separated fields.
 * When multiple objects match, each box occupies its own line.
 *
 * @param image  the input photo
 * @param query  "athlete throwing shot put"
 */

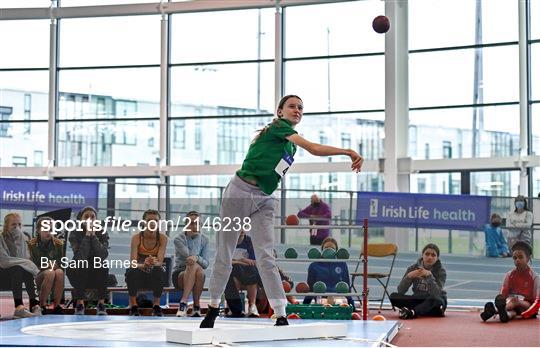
xmin=200 ymin=95 xmax=363 ymax=328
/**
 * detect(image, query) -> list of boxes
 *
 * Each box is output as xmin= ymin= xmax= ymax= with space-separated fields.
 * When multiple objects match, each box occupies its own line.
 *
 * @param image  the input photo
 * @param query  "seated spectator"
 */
xmin=506 ymin=195 xmax=533 ymax=248
xmin=481 ymin=241 xmax=539 ymax=322
xmin=303 ymin=237 xmax=354 ymax=306
xmin=484 ymin=213 xmax=510 ymax=257
xmin=28 ymin=216 xmax=65 ymax=314
xmin=0 ymin=212 xmax=41 ymax=318
xmin=173 ymin=211 xmax=210 ymax=317
xmin=390 ymin=243 xmax=447 ymax=319
xmin=125 ymin=209 xmax=168 ymax=316
xmin=224 ymin=230 xmax=261 ymax=317
xmin=66 ymin=206 xmax=109 ymax=316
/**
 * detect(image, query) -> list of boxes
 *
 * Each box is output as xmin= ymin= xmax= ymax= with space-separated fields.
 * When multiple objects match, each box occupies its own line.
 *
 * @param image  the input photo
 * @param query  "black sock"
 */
xmin=200 ymin=305 xmax=220 ymax=328
xmin=30 ymin=299 xmax=39 ymax=308
xmin=14 ymin=299 xmax=23 ymax=308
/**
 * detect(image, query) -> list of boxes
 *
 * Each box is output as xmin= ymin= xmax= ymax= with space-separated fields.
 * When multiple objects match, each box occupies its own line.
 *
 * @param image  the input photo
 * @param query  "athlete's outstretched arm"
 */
xmin=286 ymin=133 xmax=363 ymax=172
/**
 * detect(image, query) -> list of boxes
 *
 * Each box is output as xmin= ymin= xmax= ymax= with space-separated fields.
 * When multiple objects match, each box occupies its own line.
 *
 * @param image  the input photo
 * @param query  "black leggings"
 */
xmin=0 ymin=266 xmax=38 ymax=305
xmin=389 ymin=292 xmax=447 ymax=316
xmin=67 ymin=265 xmax=109 ymax=300
xmin=125 ymin=267 xmax=166 ymax=298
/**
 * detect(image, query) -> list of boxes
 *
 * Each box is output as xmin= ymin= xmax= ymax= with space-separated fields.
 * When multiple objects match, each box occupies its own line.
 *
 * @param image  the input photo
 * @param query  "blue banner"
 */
xmin=0 ymin=178 xmax=99 ymax=211
xmin=357 ymin=192 xmax=491 ymax=231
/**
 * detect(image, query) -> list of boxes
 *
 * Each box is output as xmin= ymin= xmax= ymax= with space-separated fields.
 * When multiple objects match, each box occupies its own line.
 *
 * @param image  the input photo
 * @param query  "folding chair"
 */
xmin=350 ymin=243 xmax=398 ymax=311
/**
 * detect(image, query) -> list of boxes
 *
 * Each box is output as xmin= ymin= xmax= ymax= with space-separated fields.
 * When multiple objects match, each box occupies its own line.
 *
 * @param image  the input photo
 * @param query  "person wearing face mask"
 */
xmin=483 ymin=213 xmax=511 ymax=257
xmin=28 ymin=216 xmax=65 ymax=314
xmin=0 ymin=212 xmax=41 ymax=318
xmin=297 ymin=194 xmax=332 ymax=246
xmin=66 ymin=206 xmax=109 ymax=316
xmin=172 ymin=211 xmax=210 ymax=318
xmin=480 ymin=241 xmax=539 ymax=322
xmin=389 ymin=243 xmax=447 ymax=319
xmin=506 ymin=195 xmax=533 ymax=249
xmin=302 ymin=237 xmax=354 ymax=307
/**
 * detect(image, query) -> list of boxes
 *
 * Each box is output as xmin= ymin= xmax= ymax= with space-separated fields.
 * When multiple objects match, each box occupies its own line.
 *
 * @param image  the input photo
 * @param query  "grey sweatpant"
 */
xmin=208 ymin=175 xmax=287 ymax=316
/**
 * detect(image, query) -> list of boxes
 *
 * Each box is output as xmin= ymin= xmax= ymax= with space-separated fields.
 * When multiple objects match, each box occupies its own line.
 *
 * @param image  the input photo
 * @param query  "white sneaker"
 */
xmin=247 ymin=304 xmax=259 ymax=318
xmin=13 ymin=306 xmax=35 ymax=319
xmin=31 ymin=305 xmax=43 ymax=316
xmin=176 ymin=302 xmax=188 ymax=317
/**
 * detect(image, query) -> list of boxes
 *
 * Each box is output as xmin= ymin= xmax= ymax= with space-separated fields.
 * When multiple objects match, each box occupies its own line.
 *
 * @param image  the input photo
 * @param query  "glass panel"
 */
xmin=171 ymin=9 xmax=274 ymax=63
xmin=471 ymin=171 xmax=519 ymax=197
xmin=0 ymin=122 xmax=48 ymax=167
xmin=115 ymin=178 xmax=160 ymax=222
xmin=410 ymin=173 xmax=461 ymax=195
xmin=58 ymin=68 xmax=160 ymax=119
xmin=57 ymin=120 xmax=159 ymax=166
xmin=284 ymin=0 xmax=384 ymax=58
xmin=60 ymin=0 xmax=160 ymax=5
xmin=170 ymin=113 xmax=383 ymax=166
xmin=170 ymin=117 xmax=268 ymax=166
xmin=0 ymin=1 xmax=51 ymax=8
xmin=170 ymin=63 xmax=274 ymax=116
xmin=410 ymin=45 xmax=519 ymax=107
xmin=0 ymin=71 xmax=49 ymax=120
xmin=285 ymin=56 xmax=385 ymax=112
xmin=409 ymin=0 xmax=517 ymax=50
xmin=169 ymin=175 xmax=227 ymax=217
xmin=0 ymin=20 xmax=49 ymax=68
xmin=532 ymin=0 xmax=540 ymax=40
xmin=533 ymin=103 xmax=540 ymax=155
xmin=409 ymin=105 xmax=520 ymax=159
xmin=532 ymin=43 xmax=540 ymax=100
xmin=59 ymin=16 xmax=160 ymax=67
xmin=534 ymin=167 xmax=540 ymax=199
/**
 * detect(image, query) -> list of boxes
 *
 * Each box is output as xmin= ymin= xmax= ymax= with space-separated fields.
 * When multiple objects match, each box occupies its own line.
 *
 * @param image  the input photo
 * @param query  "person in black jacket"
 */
xmin=389 ymin=243 xmax=447 ymax=319
xmin=66 ymin=206 xmax=109 ymax=316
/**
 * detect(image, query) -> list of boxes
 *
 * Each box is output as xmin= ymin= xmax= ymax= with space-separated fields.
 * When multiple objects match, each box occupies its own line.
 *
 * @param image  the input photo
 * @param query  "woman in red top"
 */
xmin=481 ymin=241 xmax=539 ymax=322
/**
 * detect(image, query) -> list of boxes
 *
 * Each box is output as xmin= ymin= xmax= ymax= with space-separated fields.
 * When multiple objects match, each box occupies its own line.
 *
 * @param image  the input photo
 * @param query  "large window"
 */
xmin=0 ymin=1 xmax=538 ymax=200
xmin=532 ymin=0 xmax=539 ymax=40
xmin=410 ymin=46 xmax=519 ymax=107
xmin=409 ymin=0 xmax=519 ymax=160
xmin=56 ymin=15 xmax=161 ymax=167
xmin=169 ymin=63 xmax=274 ymax=115
xmin=532 ymin=43 xmax=540 ymax=155
xmin=58 ymin=68 xmax=160 ymax=119
xmin=284 ymin=1 xmax=384 ymax=58
xmin=411 ymin=173 xmax=461 ymax=195
xmin=470 ymin=170 xmax=519 ymax=197
xmin=0 ymin=19 xmax=50 ymax=167
xmin=171 ymin=9 xmax=274 ymax=63
xmin=57 ymin=120 xmax=159 ymax=166
xmin=59 ymin=16 xmax=160 ymax=67
xmin=409 ymin=0 xmax=518 ymax=49
xmin=285 ymin=57 xmax=385 ymax=112
xmin=283 ymin=0 xmax=385 ymax=170
xmin=409 ymin=105 xmax=519 ymax=159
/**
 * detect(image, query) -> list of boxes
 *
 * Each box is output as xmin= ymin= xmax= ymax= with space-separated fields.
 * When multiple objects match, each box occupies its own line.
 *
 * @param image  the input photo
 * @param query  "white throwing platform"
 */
xmin=166 ymin=321 xmax=348 ymax=345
